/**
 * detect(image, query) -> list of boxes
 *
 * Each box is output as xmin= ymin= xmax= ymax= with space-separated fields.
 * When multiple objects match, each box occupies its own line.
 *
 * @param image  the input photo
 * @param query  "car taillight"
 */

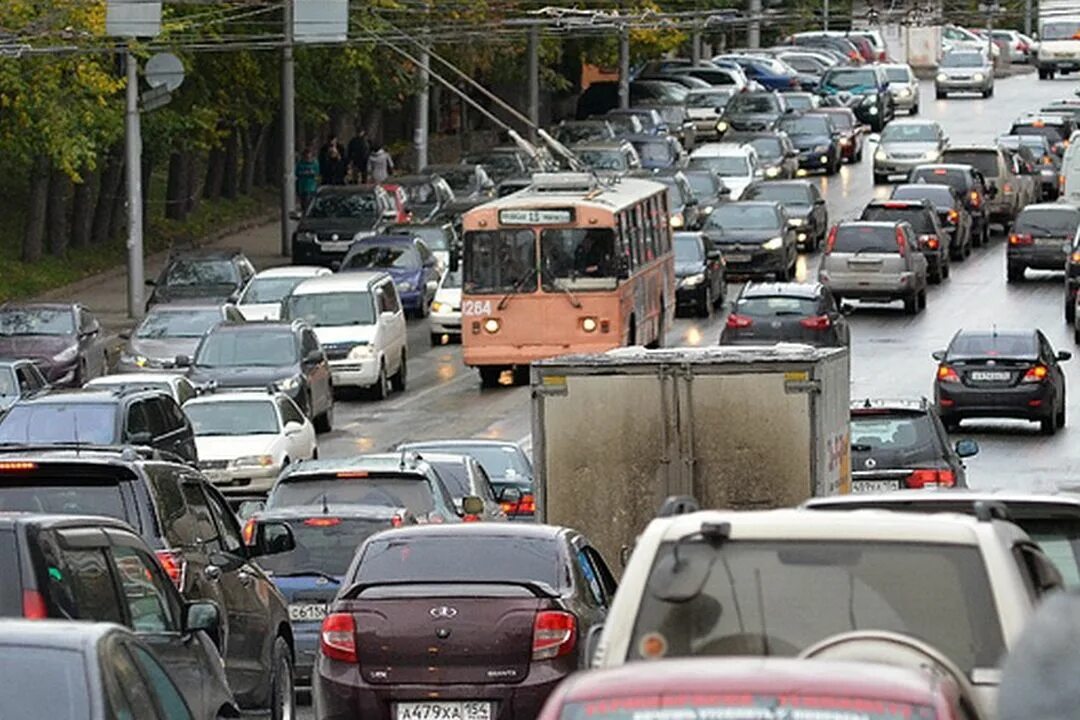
xmin=1009 ymin=233 xmax=1034 ymax=246
xmin=907 ymin=468 xmax=956 ymax=489
xmin=532 ymin=610 xmax=577 ymax=660
xmin=946 ymin=209 xmax=959 ymax=225
xmin=155 ymin=549 xmax=187 ymax=589
xmin=799 ymin=315 xmax=831 ymax=330
xmin=895 ymin=227 xmax=906 ymax=257
xmin=321 ymin=613 xmax=358 ymax=663
xmin=1044 ymin=155 xmax=1055 ymax=165
xmin=463 ymin=514 xmax=482 ymax=523
xmin=726 ymin=314 xmax=753 ymax=329
xmin=391 ymin=513 xmax=405 ymax=527
xmin=969 ymin=190 xmax=980 ymax=207
xmin=1004 ymin=183 xmax=1013 ymax=194
xmin=502 ymin=492 xmax=536 ymax=516
xmin=1071 ymin=250 xmax=1080 ymax=264
xmin=242 ymin=518 xmax=257 ymax=546
xmin=919 ymin=235 xmax=940 ymax=249
xmin=937 ymin=365 xmax=960 ymax=383
xmin=1023 ymin=365 xmax=1049 ymax=383
xmin=22 ymin=590 xmax=47 ymax=619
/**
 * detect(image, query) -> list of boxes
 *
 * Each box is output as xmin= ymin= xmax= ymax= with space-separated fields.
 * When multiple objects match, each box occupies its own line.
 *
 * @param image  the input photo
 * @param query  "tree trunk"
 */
xmin=109 ymin=164 xmax=127 ymax=245
xmin=165 ymin=151 xmax=189 ymax=221
xmin=222 ymin=128 xmax=239 ymax=200
xmin=263 ymin=111 xmax=281 ymax=188
xmin=46 ymin=164 xmax=70 ymax=256
xmin=70 ymin=168 xmax=96 ymax=249
xmin=185 ymin=151 xmax=201 ymax=215
xmin=204 ymin=145 xmax=225 ymax=199
xmin=240 ymin=122 xmax=270 ymax=195
xmin=22 ymin=155 xmax=50 ymax=262
xmin=92 ymin=146 xmax=124 ymax=244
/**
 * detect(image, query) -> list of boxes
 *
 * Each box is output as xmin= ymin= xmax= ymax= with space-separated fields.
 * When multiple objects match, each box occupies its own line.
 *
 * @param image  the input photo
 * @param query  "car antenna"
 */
xmin=754 ymin=568 xmax=771 ymax=656
xmin=863 ymin=397 xmax=872 ymax=408
xmin=321 ymin=492 xmax=330 ymax=516
xmin=992 ymin=324 xmax=998 ymax=338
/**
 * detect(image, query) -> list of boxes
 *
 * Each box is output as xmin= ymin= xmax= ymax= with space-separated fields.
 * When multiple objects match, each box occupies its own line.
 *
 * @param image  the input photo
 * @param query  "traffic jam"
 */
xmin=5 ymin=18 xmax=1080 ymax=720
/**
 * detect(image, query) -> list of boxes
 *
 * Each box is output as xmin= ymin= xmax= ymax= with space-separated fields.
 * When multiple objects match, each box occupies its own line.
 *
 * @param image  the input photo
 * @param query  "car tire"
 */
xmin=942 ymin=416 xmax=960 ymax=433
xmin=942 ymin=258 xmax=951 ymax=279
xmin=512 ymin=365 xmax=530 ymax=386
xmin=982 ymin=88 xmax=991 ymax=99
xmin=1067 ymin=300 xmax=1076 ymax=324
xmin=936 ymin=89 xmax=946 ymax=99
xmin=430 ymin=332 xmax=442 ymax=347
xmin=873 ymin=173 xmax=887 ymax=185
xmin=417 ymin=297 xmax=430 ymax=319
xmin=918 ymin=288 xmax=927 ymax=312
xmin=391 ymin=351 xmax=407 ymax=393
xmin=371 ymin=361 xmax=390 ymax=401
xmin=314 ymin=404 xmax=333 ymax=433
xmin=269 ymin=637 xmax=296 ymax=720
xmin=929 ymin=265 xmax=942 ymax=284
xmin=1075 ymin=325 xmax=1080 ymax=344
xmin=479 ymin=366 xmax=502 ymax=388
xmin=1041 ymin=412 xmax=1058 ymax=435
xmin=910 ymin=103 xmax=919 ymax=115
xmin=1007 ymin=263 xmax=1024 ymax=283
xmin=1039 ymin=68 xmax=1049 ymax=80
xmin=1058 ymin=394 xmax=1067 ymax=428
xmin=903 ymin=293 xmax=918 ymax=315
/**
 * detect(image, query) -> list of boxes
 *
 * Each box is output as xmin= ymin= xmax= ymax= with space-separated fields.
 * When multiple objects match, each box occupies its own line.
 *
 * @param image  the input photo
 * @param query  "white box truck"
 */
xmin=530 ymin=344 xmax=851 ymax=568
xmin=1037 ymin=0 xmax=1080 ymax=79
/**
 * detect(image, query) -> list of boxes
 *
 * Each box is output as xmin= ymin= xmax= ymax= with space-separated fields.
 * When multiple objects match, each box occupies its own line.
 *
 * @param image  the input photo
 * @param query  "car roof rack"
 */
xmin=973 ymin=500 xmax=1011 ymax=523
xmin=0 ymin=443 xmax=190 ymax=465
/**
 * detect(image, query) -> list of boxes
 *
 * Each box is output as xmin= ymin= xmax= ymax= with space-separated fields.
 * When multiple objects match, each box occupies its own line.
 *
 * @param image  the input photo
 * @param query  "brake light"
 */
xmin=826 ymin=226 xmax=838 ymax=252
xmin=242 ymin=518 xmax=256 ymax=546
xmin=726 ymin=314 xmax=753 ymax=329
xmin=502 ymin=492 xmax=536 ymax=516
xmin=0 ymin=462 xmax=37 ymax=472
xmin=304 ymin=517 xmax=341 ymax=527
xmin=799 ymin=315 xmax=831 ymax=330
xmin=321 ymin=613 xmax=358 ymax=663
xmin=1009 ymin=233 xmax=1034 ymax=246
xmin=22 ymin=590 xmax=47 ymax=619
xmin=883 ymin=202 xmax=909 ymax=209
xmin=1023 ymin=365 xmax=1049 ymax=383
xmin=391 ymin=513 xmax=405 ymax=527
xmin=907 ymin=468 xmax=956 ymax=489
xmin=532 ymin=610 xmax=577 ymax=660
xmin=895 ymin=227 xmax=906 ymax=257
xmin=937 ymin=365 xmax=960 ymax=383
xmin=933 ymin=168 xmax=948 ymax=175
xmin=1071 ymin=251 xmax=1080 ymax=264
xmin=969 ymin=190 xmax=980 ymax=207
xmin=919 ymin=235 xmax=940 ymax=249
xmin=947 ymin=209 xmax=959 ymax=225
xmin=463 ymin=514 xmax=482 ymax=523
xmin=155 ymin=549 xmax=187 ymax=589
xmin=1004 ymin=183 xmax=1013 ymax=194
xmin=337 ymin=471 xmax=369 ymax=479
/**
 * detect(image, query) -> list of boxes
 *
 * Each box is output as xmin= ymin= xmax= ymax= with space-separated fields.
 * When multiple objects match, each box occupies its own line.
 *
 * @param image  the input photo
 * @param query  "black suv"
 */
xmin=817 ymin=65 xmax=894 ymax=131
xmin=0 ymin=388 xmax=197 ymax=463
xmin=849 ymin=398 xmax=979 ymax=492
xmin=0 ymin=449 xmax=298 ymax=717
xmin=861 ymin=198 xmax=951 ymax=283
xmin=908 ymin=164 xmax=992 ymax=247
xmin=292 ymin=185 xmax=396 ymax=267
xmin=182 ymin=320 xmax=334 ymax=431
xmin=0 ymin=513 xmax=236 ymax=718
xmin=146 ymin=249 xmax=256 ymax=310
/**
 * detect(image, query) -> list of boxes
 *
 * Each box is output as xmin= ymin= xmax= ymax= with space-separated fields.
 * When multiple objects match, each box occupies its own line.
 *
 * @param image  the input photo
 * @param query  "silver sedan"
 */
xmin=935 ymin=51 xmax=994 ymax=98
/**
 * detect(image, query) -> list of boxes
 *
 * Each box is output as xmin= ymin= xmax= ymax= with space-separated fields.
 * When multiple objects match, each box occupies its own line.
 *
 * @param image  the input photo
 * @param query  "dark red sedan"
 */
xmin=314 ymin=524 xmax=617 ymax=720
xmin=814 ymin=107 xmax=866 ymax=163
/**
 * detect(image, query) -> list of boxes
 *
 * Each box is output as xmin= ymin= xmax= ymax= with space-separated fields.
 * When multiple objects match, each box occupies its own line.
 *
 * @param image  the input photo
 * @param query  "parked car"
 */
xmin=314 ymin=524 xmax=616 ymax=720
xmin=936 ymin=50 xmax=995 ymax=98
xmin=673 ymin=231 xmax=726 ymax=317
xmin=721 ymin=281 xmax=849 ymax=347
xmin=817 ymin=65 xmax=894 ymax=131
xmin=814 ymin=106 xmax=865 ymax=162
xmin=861 ymin=197 xmax=952 ymax=282
xmin=291 ymin=185 xmax=396 ymax=267
xmin=340 ymin=235 xmax=441 ymax=318
xmin=818 ymin=220 xmax=929 ymax=314
xmin=1006 ymin=202 xmax=1080 ymax=282
xmin=0 ymin=358 xmax=48 ymax=413
xmin=284 ymin=271 xmax=408 ymax=399
xmin=0 ymin=448 xmax=298 ymax=717
xmin=743 ymin=179 xmax=829 ymax=250
xmin=688 ymin=143 xmax=761 ymax=199
xmin=714 ymin=54 xmax=803 ymax=91
xmin=777 ymin=111 xmax=843 ymax=175
xmin=382 ymin=175 xmax=455 ymax=225
xmin=725 ymin=130 xmax=799 ymax=180
xmin=882 ymin=62 xmax=920 ymax=113
xmin=0 ymin=302 xmax=107 ymax=387
xmin=909 ymin=163 xmax=993 ymax=245
xmin=872 ymin=118 xmax=949 ymax=183
xmin=461 ymin=147 xmax=537 ymax=184
xmin=592 ymin=112 xmax=645 ymax=138
xmin=604 ymin=107 xmax=668 ymax=136
xmin=182 ymin=320 xmax=335 ymax=430
xmin=933 ymin=328 xmax=1071 ymax=434
xmin=0 ymin=514 xmax=237 ymax=718
xmin=0 ymin=388 xmax=197 ymax=462
xmin=716 ymin=90 xmax=789 ymax=135
xmin=701 ymin=201 xmax=798 ymax=280
xmin=116 ymin=301 xmax=244 ymax=373
xmin=237 ymin=265 xmax=331 ymax=321
xmin=146 ymin=249 xmax=255 ymax=310
xmin=668 ymin=65 xmax=749 ymax=92
xmin=85 ymin=372 xmax=198 ymax=406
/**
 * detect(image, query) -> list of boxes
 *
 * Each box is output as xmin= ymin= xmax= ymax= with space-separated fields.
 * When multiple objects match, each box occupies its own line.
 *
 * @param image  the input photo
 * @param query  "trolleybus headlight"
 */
xmin=581 ymin=317 xmax=598 ymax=333
xmin=484 ymin=318 xmax=501 ymax=334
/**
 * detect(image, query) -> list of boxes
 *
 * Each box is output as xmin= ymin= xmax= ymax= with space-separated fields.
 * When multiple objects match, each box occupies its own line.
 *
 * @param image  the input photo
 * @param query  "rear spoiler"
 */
xmin=340 ymin=579 xmax=559 ymax=600
xmin=0 ymin=443 xmax=191 ymax=466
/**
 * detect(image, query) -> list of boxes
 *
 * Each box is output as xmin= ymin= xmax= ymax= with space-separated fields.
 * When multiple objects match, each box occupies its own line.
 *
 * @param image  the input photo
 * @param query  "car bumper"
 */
xmin=329 ymin=357 xmax=380 ymax=387
xmin=820 ymin=274 xmax=914 ymax=300
xmin=397 ymin=289 xmax=424 ymax=311
xmin=293 ymin=625 xmax=321 ymax=688
xmin=796 ymin=151 xmax=833 ymax=171
xmin=201 ymin=464 xmax=281 ymax=494
xmin=890 ymin=93 xmax=918 ymax=110
xmin=936 ymin=382 xmax=1054 ymax=420
xmin=720 ymin=248 xmax=788 ymax=276
xmin=430 ymin=310 xmax=462 ymax=335
xmin=852 ymin=104 xmax=883 ymax=124
xmin=465 ymin=341 xmax=620 ymax=368
xmin=935 ymin=78 xmax=990 ymax=92
xmin=291 ymin=241 xmax=347 ymax=268
xmin=1009 ymin=243 xmax=1070 ymax=270
xmin=691 ymin=119 xmax=722 ymax=139
xmin=1039 ymin=58 xmax=1080 ymax=72
xmin=676 ymin=284 xmax=708 ymax=307
xmin=874 ymin=156 xmax=936 ymax=176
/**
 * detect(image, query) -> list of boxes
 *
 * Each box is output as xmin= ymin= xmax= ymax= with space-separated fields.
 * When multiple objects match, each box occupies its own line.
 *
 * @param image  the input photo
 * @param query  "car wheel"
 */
xmin=903 ymin=293 xmax=918 ymax=315
xmin=873 ymin=173 xmax=887 ymax=185
xmin=1067 ymin=300 xmax=1076 ymax=324
xmin=512 ymin=365 xmax=530 ymax=386
xmin=417 ymin=297 xmax=430 ymax=319
xmin=479 ymin=366 xmax=502 ymax=388
xmin=1039 ymin=68 xmax=1049 ymax=80
xmin=370 ymin=361 xmax=389 ymax=401
xmin=1007 ymin=263 xmax=1024 ymax=283
xmin=910 ymin=103 xmax=919 ymax=115
xmin=982 ymin=87 xmax=991 ymax=98
xmin=1041 ymin=412 xmax=1058 ymax=435
xmin=942 ymin=416 xmax=960 ymax=433
xmin=1058 ymin=394 xmax=1067 ymax=428
xmin=314 ymin=404 xmax=333 ymax=433
xmin=1075 ymin=325 xmax=1080 ymax=344
xmin=391 ymin=351 xmax=407 ymax=393
xmin=963 ymin=237 xmax=972 ymax=258
xmin=430 ymin=332 xmax=442 ymax=347
xmin=935 ymin=89 xmax=945 ymax=99
xmin=942 ymin=258 xmax=950 ymax=279
xmin=918 ymin=288 xmax=928 ymax=312
xmin=269 ymin=637 xmax=295 ymax=720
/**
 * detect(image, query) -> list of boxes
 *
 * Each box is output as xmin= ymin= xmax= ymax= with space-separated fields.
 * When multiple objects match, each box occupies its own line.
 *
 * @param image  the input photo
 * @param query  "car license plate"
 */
xmin=397 ymin=702 xmax=492 ymax=720
xmin=1036 ymin=237 xmax=1064 ymax=247
xmin=319 ymin=241 xmax=351 ymax=252
xmin=725 ymin=254 xmax=751 ymax=263
xmin=851 ymin=480 xmax=900 ymax=494
xmin=970 ymin=370 xmax=1011 ymax=382
xmin=288 ymin=603 xmax=328 ymax=622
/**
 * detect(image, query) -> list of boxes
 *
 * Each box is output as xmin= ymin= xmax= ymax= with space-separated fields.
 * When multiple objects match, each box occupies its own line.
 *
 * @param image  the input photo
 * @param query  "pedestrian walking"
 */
xmin=295 ymin=146 xmax=319 ymax=212
xmin=347 ymin=127 xmax=371 ymax=184
xmin=323 ymin=144 xmax=348 ymax=185
xmin=318 ymin=134 xmax=344 ymax=182
xmin=368 ymin=143 xmax=394 ymax=184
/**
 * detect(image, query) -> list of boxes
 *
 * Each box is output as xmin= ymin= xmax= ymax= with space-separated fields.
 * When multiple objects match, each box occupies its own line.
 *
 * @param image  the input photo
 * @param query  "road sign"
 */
xmin=145 ymin=52 xmax=185 ymax=92
xmin=106 ymin=0 xmax=162 ymax=38
xmin=295 ymin=0 xmax=348 ymax=43
xmin=140 ymin=84 xmax=172 ymax=112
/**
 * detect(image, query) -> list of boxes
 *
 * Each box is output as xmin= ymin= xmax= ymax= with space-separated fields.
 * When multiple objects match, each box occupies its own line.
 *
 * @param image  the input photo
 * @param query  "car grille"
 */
xmin=947 ymin=75 xmax=972 ymax=81
xmin=315 ymin=232 xmax=350 ymax=245
xmin=891 ymin=152 xmax=924 ymax=159
xmin=323 ymin=342 xmax=357 ymax=361
xmin=199 ymin=459 xmax=229 ymax=470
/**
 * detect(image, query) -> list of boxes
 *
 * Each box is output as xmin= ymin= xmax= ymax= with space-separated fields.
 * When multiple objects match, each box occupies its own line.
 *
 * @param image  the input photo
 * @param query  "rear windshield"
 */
xmin=830 ymin=225 xmax=899 ymax=254
xmin=429 ymin=460 xmax=472 ymax=498
xmin=910 ymin=168 xmax=965 ymax=190
xmin=196 ymin=330 xmax=297 ymax=368
xmin=257 ymin=517 xmax=393 ymax=577
xmin=0 ymin=648 xmax=90 ymax=720
xmin=1011 ymin=125 xmax=1064 ymax=143
xmin=1015 ymin=209 xmax=1080 ymax=237
xmin=850 ymin=412 xmax=937 ymax=455
xmin=628 ymin=540 xmax=1005 ymax=673
xmin=269 ymin=474 xmax=436 ymax=516
xmin=884 ymin=67 xmax=911 ymax=82
xmin=862 ymin=206 xmax=935 ymax=234
xmin=735 ymin=296 xmax=818 ymax=317
xmin=946 ymin=332 xmax=1038 ymax=361
xmin=941 ymin=151 xmax=999 ymax=177
xmin=727 ymin=94 xmax=780 ymax=114
xmin=0 ymin=530 xmax=18 ymax=614
xmin=745 ymin=184 xmax=812 ymax=204
xmin=560 ymin=696 xmax=934 ymax=720
xmin=891 ymin=186 xmax=953 ymax=209
xmin=0 ymin=403 xmax=117 ymax=445
xmin=0 ymin=479 xmax=126 ymax=522
xmin=405 ymin=444 xmax=530 ymax=480
xmin=354 ymin=534 xmax=560 ymax=588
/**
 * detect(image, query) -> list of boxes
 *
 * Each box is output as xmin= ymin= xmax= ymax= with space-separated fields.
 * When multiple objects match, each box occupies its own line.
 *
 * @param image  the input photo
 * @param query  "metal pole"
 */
xmin=414 ymin=42 xmax=430 ymax=171
xmin=1024 ymin=0 xmax=1032 ymax=37
xmin=618 ymin=26 xmax=630 ymax=109
xmin=987 ymin=3 xmax=995 ymax=71
xmin=691 ymin=27 xmax=702 ymax=64
xmin=125 ymin=46 xmax=144 ymax=319
xmin=527 ymin=25 xmax=539 ymax=142
xmin=280 ymin=0 xmax=295 ymax=257
xmin=823 ymin=0 xmax=830 ymax=31
xmin=748 ymin=0 xmax=761 ymax=49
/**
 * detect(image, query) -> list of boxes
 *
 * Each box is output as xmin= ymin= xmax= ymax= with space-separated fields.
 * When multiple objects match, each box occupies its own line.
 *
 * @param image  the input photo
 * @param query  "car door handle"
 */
xmin=205 ymin=565 xmax=222 ymax=583
xmin=237 ymin=570 xmax=254 ymax=586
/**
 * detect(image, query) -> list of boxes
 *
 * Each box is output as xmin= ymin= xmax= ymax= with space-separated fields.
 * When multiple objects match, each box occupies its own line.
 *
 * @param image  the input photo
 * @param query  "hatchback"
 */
xmin=882 ymin=62 xmax=920 ymax=114
xmin=146 ymin=249 xmax=255 ymax=310
xmin=934 ymin=328 xmax=1071 ymax=434
xmin=341 ymin=235 xmax=442 ymax=317
xmin=0 ymin=302 xmax=108 ymax=387
xmin=1007 ymin=203 xmax=1080 ymax=282
xmin=819 ymin=221 xmax=929 ymax=313
xmin=117 ymin=301 xmax=244 ymax=373
xmin=861 ymin=198 xmax=951 ymax=282
xmin=701 ymin=201 xmax=797 ymax=280
xmin=743 ymin=179 xmax=829 ymax=250
xmin=940 ymin=146 xmax=1028 ymax=228
xmin=721 ymin=281 xmax=849 ymax=347
xmin=314 ymin=524 xmax=616 ymax=720
xmin=891 ymin=183 xmax=975 ymax=257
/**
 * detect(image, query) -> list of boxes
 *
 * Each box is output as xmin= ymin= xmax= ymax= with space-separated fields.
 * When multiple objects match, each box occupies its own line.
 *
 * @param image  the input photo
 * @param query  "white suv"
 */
xmin=284 ymin=271 xmax=407 ymax=399
xmin=594 ymin=508 xmax=1060 ymax=717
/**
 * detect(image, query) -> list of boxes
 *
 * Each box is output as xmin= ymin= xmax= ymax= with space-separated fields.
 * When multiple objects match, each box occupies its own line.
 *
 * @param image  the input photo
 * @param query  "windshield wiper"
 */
xmin=548 ymin=278 xmax=583 ymax=309
xmin=271 ymin=570 xmax=341 ymax=584
xmin=497 ymin=267 xmax=537 ymax=311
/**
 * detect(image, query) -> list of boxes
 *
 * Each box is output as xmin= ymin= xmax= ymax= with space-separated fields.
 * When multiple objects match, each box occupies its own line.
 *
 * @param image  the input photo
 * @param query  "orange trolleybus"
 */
xmin=460 ymin=172 xmax=675 ymax=387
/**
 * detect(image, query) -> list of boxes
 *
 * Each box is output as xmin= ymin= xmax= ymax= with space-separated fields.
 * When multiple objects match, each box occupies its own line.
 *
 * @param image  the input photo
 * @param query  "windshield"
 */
xmin=884 ymin=67 xmax=912 ymax=82
xmin=824 ymin=112 xmax=854 ymax=130
xmin=910 ymin=168 xmax=965 ymax=191
xmin=270 ymin=475 xmax=436 ymax=515
xmin=941 ymin=52 xmax=984 ymax=68
xmin=862 ymin=207 xmax=935 ymax=234
xmin=727 ymin=94 xmax=780 ymax=114
xmin=634 ymin=141 xmax=675 ymax=164
xmin=784 ymin=95 xmax=816 ymax=111
xmin=947 ymin=332 xmax=1037 ymax=361
xmin=1016 ymin=209 xmax=1080 ymax=237
xmin=941 ymin=151 xmax=999 ymax=177
xmin=402 ymin=182 xmax=438 ymax=209
xmin=675 ymin=235 xmax=704 ymax=263
xmin=0 ymin=480 xmax=125 ymax=519
xmin=831 ymin=225 xmax=900 ymax=254
xmin=343 ymin=244 xmax=420 ymax=271
xmin=657 ymin=180 xmax=685 ymax=208
xmin=196 ymin=330 xmax=297 ymax=367
xmin=309 ymin=191 xmax=378 ymax=220
xmin=135 ymin=309 xmax=221 ymax=339
xmin=354 ymin=535 xmax=560 ymax=587
xmin=736 ymin=296 xmax=818 ymax=317
xmin=628 ymin=539 xmax=1004 ymax=674
xmin=745 ymin=184 xmax=811 ymax=204
xmin=1043 ymin=20 xmax=1080 ymax=41
xmin=0 ymin=648 xmax=90 ymax=720
xmin=688 ymin=92 xmax=733 ymax=108
xmin=559 ymin=696 xmax=934 ymax=720
xmin=464 ymin=229 xmax=537 ymax=294
xmin=684 ymin=172 xmax=721 ymax=199
xmin=689 ymin=155 xmax=750 ymax=177
xmin=892 ymin=186 xmax=953 ymax=209
xmin=707 ymin=204 xmax=780 ymax=231
xmin=578 ymin=150 xmax=628 ymax=172
xmin=779 ymin=116 xmax=831 ymax=136
xmin=241 ymin=277 xmax=310 ymax=305
xmin=822 ymin=69 xmax=877 ymax=90
xmin=429 ymin=460 xmax=474 ymax=498
xmin=1011 ymin=124 xmax=1065 ymax=143
xmin=286 ymin=292 xmax=376 ymax=327
xmin=746 ymin=137 xmax=782 ymax=159
xmin=882 ymin=124 xmax=939 ymax=142
xmin=257 ymin=517 xmax=391 ymax=577
xmin=0 ymin=404 xmax=116 ymax=445
xmin=186 ymin=401 xmax=279 ymax=436
xmin=392 ymin=227 xmax=449 ymax=251
xmin=0 ymin=308 xmax=73 ymax=336
xmin=555 ymin=124 xmax=611 ymax=144
xmin=541 ymin=229 xmax=619 ymax=291
xmin=164 ymin=259 xmax=238 ymax=287
xmin=441 ymin=269 xmax=463 ymax=289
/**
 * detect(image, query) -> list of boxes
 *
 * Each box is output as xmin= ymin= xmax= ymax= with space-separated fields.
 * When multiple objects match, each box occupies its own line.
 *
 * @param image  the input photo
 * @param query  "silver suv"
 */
xmin=819 ymin=221 xmax=929 ymax=314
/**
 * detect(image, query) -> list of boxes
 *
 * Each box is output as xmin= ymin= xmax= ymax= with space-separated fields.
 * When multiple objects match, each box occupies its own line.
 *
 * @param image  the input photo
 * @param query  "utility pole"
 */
xmin=618 ymin=25 xmax=630 ymax=109
xmin=414 ymin=42 xmax=430 ymax=171
xmin=691 ymin=26 xmax=702 ymax=64
xmin=527 ymin=25 xmax=539 ymax=142
xmin=1024 ymin=0 xmax=1032 ymax=37
xmin=124 ymin=46 xmax=144 ymax=319
xmin=280 ymin=0 xmax=296 ymax=257
xmin=823 ymin=0 xmax=830 ymax=31
xmin=748 ymin=0 xmax=761 ymax=49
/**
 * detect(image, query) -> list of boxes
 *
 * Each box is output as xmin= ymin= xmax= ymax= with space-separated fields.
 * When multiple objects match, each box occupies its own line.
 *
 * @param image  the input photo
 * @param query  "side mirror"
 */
xmin=955 ymin=439 xmax=979 ymax=458
xmin=931 ymin=350 xmax=946 ymax=361
xmin=1058 ymin=351 xmax=1073 ymax=361
xmin=127 ymin=431 xmax=153 ymax=445
xmin=719 ymin=186 xmax=732 ymax=197
xmin=174 ymin=354 xmax=191 ymax=368
xmin=184 ymin=601 xmax=222 ymax=641
xmin=462 ymin=496 xmax=485 ymax=516
xmin=250 ymin=520 xmax=296 ymax=557
xmin=144 ymin=279 xmax=157 ymax=287
xmin=284 ymin=420 xmax=303 ymax=436
xmin=288 ymin=210 xmax=303 ymax=221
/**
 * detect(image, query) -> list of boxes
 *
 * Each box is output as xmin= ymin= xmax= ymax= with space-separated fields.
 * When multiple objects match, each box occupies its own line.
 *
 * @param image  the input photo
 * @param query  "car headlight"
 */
xmin=789 ymin=217 xmax=805 ymax=227
xmin=276 ymin=376 xmax=302 ymax=392
xmin=52 ymin=346 xmax=78 ymax=364
xmin=899 ymin=87 xmax=912 ymax=98
xmin=762 ymin=236 xmax=784 ymax=250
xmin=765 ymin=166 xmax=781 ymax=178
xmin=868 ymin=105 xmax=879 ymax=115
xmin=347 ymin=344 xmax=374 ymax=360
xmin=703 ymin=205 xmax=715 ymax=215
xmin=431 ymin=301 xmax=446 ymax=313
xmin=972 ymin=72 xmax=985 ymax=82
xmin=397 ymin=281 xmax=414 ymax=292
xmin=232 ymin=455 xmax=275 ymax=468
xmin=875 ymin=149 xmax=887 ymax=161
xmin=924 ymin=150 xmax=941 ymax=161
xmin=716 ymin=120 xmax=729 ymax=132
xmin=861 ymin=95 xmax=875 ymax=106
xmin=813 ymin=144 xmax=829 ymax=154
xmin=936 ymin=72 xmax=947 ymax=82
xmin=295 ymin=231 xmax=317 ymax=243
xmin=682 ymin=273 xmax=705 ymax=287
xmin=670 ymin=213 xmax=685 ymax=228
